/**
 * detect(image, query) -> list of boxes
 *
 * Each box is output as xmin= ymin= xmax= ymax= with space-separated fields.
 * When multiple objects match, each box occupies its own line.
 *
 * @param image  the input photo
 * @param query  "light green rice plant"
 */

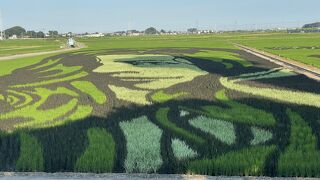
xmin=16 ymin=133 xmax=44 ymax=172
xmin=75 ymin=128 xmax=115 ymax=173
xmin=171 ymin=138 xmax=198 ymax=160
xmin=7 ymin=90 xmax=33 ymax=108
xmin=250 ymin=127 xmax=273 ymax=145
xmin=120 ymin=116 xmax=163 ymax=173
xmin=156 ymin=108 xmax=205 ymax=144
xmin=180 ymin=110 xmax=190 ymax=117
xmin=71 ymin=81 xmax=107 ymax=105
xmin=189 ymin=116 xmax=236 ymax=145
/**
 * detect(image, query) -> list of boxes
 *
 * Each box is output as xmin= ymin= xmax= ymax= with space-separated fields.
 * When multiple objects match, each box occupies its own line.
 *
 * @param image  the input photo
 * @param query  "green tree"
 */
xmin=145 ymin=27 xmax=158 ymax=35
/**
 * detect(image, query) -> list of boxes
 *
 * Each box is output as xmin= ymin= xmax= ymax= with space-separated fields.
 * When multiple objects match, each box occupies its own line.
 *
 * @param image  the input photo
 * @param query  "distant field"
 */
xmin=0 ymin=39 xmax=64 ymax=57
xmin=233 ymin=33 xmax=320 ymax=68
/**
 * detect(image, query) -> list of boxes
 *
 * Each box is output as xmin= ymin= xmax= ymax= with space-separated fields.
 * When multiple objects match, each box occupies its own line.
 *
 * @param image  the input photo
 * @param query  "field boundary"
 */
xmin=235 ymin=44 xmax=320 ymax=81
xmin=0 ymin=43 xmax=86 ymax=61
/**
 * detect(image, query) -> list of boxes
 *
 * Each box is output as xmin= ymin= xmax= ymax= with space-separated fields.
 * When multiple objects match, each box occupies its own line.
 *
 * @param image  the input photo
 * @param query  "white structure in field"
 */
xmin=84 ymin=33 xmax=105 ymax=37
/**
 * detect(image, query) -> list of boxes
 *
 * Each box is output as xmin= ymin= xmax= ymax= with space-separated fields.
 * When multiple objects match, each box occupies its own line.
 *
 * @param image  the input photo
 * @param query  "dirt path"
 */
xmin=0 ymin=43 xmax=86 ymax=61
xmin=235 ymin=44 xmax=320 ymax=81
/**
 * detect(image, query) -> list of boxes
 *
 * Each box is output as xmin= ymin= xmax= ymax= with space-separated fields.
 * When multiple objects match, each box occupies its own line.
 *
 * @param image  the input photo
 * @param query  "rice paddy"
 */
xmin=0 ymin=33 xmax=319 ymax=177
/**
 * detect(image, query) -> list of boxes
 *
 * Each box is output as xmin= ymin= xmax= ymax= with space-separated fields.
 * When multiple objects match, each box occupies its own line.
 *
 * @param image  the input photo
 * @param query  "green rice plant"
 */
xmin=16 ymin=133 xmax=44 ymax=172
xmin=108 ymin=85 xmax=150 ymax=105
xmin=71 ymin=81 xmax=107 ymax=105
xmin=220 ymin=77 xmax=320 ymax=108
xmin=188 ymin=145 xmax=276 ymax=176
xmin=38 ymin=64 xmax=83 ymax=78
xmin=250 ymin=127 xmax=273 ymax=145
xmin=10 ymin=71 xmax=89 ymax=88
xmin=151 ymin=90 xmax=188 ymax=103
xmin=120 ymin=116 xmax=163 ymax=173
xmin=156 ymin=108 xmax=205 ymax=144
xmin=183 ymin=89 xmax=275 ymax=126
xmin=75 ymin=128 xmax=115 ymax=173
xmin=95 ymin=55 xmax=207 ymax=90
xmin=277 ymin=109 xmax=320 ymax=177
xmin=0 ymin=87 xmax=79 ymax=129
xmin=180 ymin=110 xmax=190 ymax=117
xmin=189 ymin=116 xmax=236 ymax=145
xmin=171 ymin=138 xmax=198 ymax=160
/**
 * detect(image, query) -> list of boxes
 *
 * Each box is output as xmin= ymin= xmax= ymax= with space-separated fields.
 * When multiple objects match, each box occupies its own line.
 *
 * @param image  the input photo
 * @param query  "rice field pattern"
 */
xmin=0 ymin=48 xmax=319 ymax=177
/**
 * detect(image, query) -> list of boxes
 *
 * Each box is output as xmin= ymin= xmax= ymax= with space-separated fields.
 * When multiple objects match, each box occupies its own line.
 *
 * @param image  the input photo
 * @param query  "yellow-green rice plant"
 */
xmin=71 ymin=81 xmax=107 ymax=105
xmin=220 ymin=77 xmax=320 ymax=108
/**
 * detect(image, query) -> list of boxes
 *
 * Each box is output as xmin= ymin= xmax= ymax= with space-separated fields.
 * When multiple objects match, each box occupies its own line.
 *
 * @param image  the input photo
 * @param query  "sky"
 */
xmin=1 ymin=0 xmax=320 ymax=33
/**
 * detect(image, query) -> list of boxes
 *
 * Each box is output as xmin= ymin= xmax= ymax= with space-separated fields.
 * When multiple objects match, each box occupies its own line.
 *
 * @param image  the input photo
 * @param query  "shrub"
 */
xmin=16 ymin=133 xmax=44 ymax=171
xmin=75 ymin=128 xmax=115 ymax=173
xmin=189 ymin=116 xmax=236 ymax=145
xmin=120 ymin=116 xmax=163 ymax=173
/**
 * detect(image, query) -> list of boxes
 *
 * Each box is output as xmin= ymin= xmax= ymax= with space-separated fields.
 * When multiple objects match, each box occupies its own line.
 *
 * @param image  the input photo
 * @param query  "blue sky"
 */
xmin=1 ymin=0 xmax=320 ymax=33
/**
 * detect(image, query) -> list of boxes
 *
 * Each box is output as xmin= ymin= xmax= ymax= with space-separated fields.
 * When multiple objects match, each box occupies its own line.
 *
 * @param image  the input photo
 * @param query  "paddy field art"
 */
xmin=0 ymin=33 xmax=320 ymax=178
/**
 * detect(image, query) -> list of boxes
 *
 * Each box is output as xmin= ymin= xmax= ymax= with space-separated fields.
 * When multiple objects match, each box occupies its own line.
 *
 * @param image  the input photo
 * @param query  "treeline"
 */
xmin=3 ymin=26 xmax=59 ymax=38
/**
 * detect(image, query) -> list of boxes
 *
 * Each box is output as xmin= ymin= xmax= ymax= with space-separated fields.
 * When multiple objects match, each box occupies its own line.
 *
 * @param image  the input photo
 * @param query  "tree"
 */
xmin=26 ymin=31 xmax=37 ymax=38
xmin=303 ymin=22 xmax=320 ymax=29
xmin=5 ymin=26 xmax=26 ymax=38
xmin=160 ymin=29 xmax=166 ymax=34
xmin=145 ymin=27 xmax=158 ymax=35
xmin=36 ymin=31 xmax=45 ymax=38
xmin=48 ymin=30 xmax=59 ymax=37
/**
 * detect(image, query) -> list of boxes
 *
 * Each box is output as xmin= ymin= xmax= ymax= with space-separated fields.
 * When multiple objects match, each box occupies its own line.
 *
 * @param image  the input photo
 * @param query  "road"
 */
xmin=0 ymin=43 xmax=86 ymax=61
